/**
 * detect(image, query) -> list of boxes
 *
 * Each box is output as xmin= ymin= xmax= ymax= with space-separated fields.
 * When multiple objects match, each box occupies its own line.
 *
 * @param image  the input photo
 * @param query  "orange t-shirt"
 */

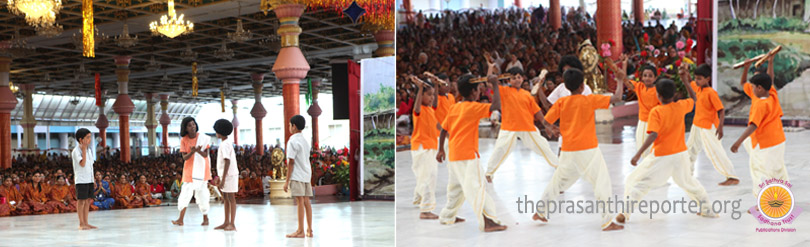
xmin=632 ymin=81 xmax=660 ymax=122
xmin=691 ymin=81 xmax=724 ymax=129
xmin=442 ymin=101 xmax=491 ymax=161
xmin=646 ymin=99 xmax=694 ymax=156
xmin=743 ymin=83 xmax=784 ymax=148
xmin=180 ymin=135 xmax=212 ymax=183
xmin=435 ymin=93 xmax=456 ymax=125
xmin=411 ymin=105 xmax=439 ymax=150
xmin=544 ymin=94 xmax=611 ymax=151
xmin=499 ymin=85 xmax=541 ymax=131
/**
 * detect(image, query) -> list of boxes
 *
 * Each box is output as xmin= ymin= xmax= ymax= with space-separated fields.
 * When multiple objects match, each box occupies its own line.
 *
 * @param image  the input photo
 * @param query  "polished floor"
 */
xmin=396 ymin=126 xmax=810 ymax=246
xmin=0 ymin=197 xmax=393 ymax=247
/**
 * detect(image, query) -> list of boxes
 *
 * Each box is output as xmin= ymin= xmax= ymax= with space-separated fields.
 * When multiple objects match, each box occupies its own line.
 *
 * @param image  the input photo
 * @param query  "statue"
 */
xmin=271 ymin=147 xmax=286 ymax=180
xmin=578 ymin=39 xmax=607 ymax=94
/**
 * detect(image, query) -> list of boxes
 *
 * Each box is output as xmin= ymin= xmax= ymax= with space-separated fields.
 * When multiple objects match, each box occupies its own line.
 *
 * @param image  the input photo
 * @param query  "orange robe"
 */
xmin=236 ymin=179 xmax=249 ymax=198
xmin=48 ymin=185 xmax=76 ymax=213
xmin=0 ymin=185 xmax=31 ymax=215
xmin=113 ymin=183 xmax=143 ymax=209
xmin=22 ymin=183 xmax=58 ymax=214
xmin=248 ymin=178 xmax=263 ymax=196
xmin=135 ymin=183 xmax=162 ymax=206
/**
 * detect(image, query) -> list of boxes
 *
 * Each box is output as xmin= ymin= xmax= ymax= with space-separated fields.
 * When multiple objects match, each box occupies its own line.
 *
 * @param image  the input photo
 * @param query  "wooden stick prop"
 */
xmin=754 ymin=45 xmax=781 ymax=68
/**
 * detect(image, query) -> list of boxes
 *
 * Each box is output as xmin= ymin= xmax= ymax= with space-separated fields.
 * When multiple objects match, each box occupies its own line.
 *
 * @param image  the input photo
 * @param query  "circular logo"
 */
xmin=757 ymin=184 xmax=794 ymax=220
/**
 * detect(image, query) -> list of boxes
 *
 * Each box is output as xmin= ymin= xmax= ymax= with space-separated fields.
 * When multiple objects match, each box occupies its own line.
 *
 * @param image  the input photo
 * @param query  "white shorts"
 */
xmin=221 ymin=175 xmax=239 ymax=193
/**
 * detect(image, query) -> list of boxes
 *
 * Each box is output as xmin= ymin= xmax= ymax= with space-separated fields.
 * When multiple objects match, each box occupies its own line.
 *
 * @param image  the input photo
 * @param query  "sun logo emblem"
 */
xmin=758 ymin=184 xmax=793 ymax=219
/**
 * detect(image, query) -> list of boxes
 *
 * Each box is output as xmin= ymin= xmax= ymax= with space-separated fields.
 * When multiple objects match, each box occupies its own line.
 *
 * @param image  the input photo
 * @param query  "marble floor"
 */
xmin=396 ymin=126 xmax=810 ymax=247
xmin=0 ymin=198 xmax=393 ymax=247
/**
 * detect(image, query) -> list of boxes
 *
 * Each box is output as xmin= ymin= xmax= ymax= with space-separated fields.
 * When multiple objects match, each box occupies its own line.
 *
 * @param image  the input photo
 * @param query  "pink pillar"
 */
xmin=231 ymin=100 xmax=239 ymax=146
xmin=633 ymin=0 xmax=643 ymax=23
xmin=307 ymin=79 xmax=322 ymax=149
xmin=250 ymin=73 xmax=267 ymax=155
xmin=144 ymin=93 xmax=158 ymax=156
xmin=159 ymin=94 xmax=171 ymax=155
xmin=272 ymin=3 xmax=310 ymax=145
xmin=111 ymin=56 xmax=135 ymax=163
xmin=0 ymin=57 xmax=17 ymax=169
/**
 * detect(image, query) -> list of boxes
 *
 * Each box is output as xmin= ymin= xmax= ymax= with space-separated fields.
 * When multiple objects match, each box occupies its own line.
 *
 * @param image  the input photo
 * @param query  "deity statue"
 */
xmin=578 ymin=39 xmax=607 ymax=94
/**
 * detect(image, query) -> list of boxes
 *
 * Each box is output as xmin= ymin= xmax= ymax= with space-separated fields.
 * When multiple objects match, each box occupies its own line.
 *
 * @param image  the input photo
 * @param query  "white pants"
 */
xmin=486 ymin=128 xmax=559 ymax=178
xmin=411 ymin=145 xmax=438 ymax=212
xmin=747 ymin=142 xmax=788 ymax=196
xmin=686 ymin=125 xmax=738 ymax=179
xmin=534 ymin=148 xmax=614 ymax=229
xmin=439 ymin=159 xmax=501 ymax=231
xmin=177 ymin=180 xmax=210 ymax=214
xmin=635 ymin=120 xmax=652 ymax=159
xmin=623 ymin=151 xmax=713 ymax=220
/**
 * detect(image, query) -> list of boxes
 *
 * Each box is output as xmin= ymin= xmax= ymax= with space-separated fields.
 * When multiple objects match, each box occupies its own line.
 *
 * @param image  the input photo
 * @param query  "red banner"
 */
xmin=94 ymin=73 xmax=101 ymax=106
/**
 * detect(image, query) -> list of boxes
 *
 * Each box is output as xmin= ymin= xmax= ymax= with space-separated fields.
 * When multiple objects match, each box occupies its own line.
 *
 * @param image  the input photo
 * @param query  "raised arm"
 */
xmin=608 ymin=58 xmax=626 ymax=104
xmin=488 ymin=75 xmax=501 ymax=112
xmin=679 ymin=63 xmax=697 ymax=101
xmin=740 ymin=62 xmax=750 ymax=87
xmin=767 ymin=55 xmax=775 ymax=88
xmin=412 ymin=76 xmax=425 ymax=115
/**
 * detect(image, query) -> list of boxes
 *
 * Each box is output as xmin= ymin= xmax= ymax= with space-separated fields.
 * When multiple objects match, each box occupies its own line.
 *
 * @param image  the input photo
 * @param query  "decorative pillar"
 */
xmin=20 ymin=84 xmax=37 ymax=150
xmin=373 ymin=30 xmax=394 ymax=57
xmin=0 ymin=57 xmax=18 ymax=169
xmin=59 ymin=133 xmax=68 ymax=150
xmin=250 ymin=73 xmax=267 ymax=155
xmin=111 ymin=56 xmax=134 ymax=163
xmin=306 ymin=79 xmax=322 ymax=149
xmin=144 ymin=93 xmax=158 ymax=156
xmin=632 ymin=0 xmax=643 ymax=23
xmin=231 ymin=100 xmax=239 ymax=146
xmin=159 ymin=94 xmax=171 ymax=155
xmin=16 ymin=128 xmax=22 ymax=148
xmin=402 ymin=0 xmax=413 ymax=24
xmin=549 ymin=0 xmax=561 ymax=30
xmin=112 ymin=133 xmax=120 ymax=148
xmin=597 ymin=0 xmax=623 ymax=61
xmin=696 ymin=0 xmax=711 ymax=65
xmin=514 ymin=0 xmax=521 ymax=8
xmin=271 ymin=3 xmax=310 ymax=145
xmin=95 ymin=98 xmax=108 ymax=149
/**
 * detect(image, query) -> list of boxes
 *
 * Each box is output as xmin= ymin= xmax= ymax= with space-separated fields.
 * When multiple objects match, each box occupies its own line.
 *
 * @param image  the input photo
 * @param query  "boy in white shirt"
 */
xmin=214 ymin=119 xmax=238 ymax=231
xmin=72 ymin=128 xmax=96 ymax=230
xmin=284 ymin=115 xmax=313 ymax=238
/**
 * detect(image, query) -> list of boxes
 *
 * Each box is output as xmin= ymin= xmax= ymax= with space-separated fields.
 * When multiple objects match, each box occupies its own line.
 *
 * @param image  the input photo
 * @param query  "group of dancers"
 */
xmin=408 ymin=49 xmax=789 ymax=232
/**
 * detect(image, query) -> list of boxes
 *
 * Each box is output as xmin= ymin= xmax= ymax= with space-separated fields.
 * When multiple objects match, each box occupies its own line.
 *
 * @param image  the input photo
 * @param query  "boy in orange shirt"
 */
xmin=617 ymin=78 xmax=716 ymax=224
xmin=619 ymin=63 xmax=660 ymax=159
xmin=681 ymin=64 xmax=739 ymax=185
xmin=436 ymin=74 xmax=508 ymax=232
xmin=730 ymin=72 xmax=788 ymax=196
xmin=408 ymin=75 xmax=440 ymax=219
xmin=531 ymin=68 xmax=624 ymax=231
xmin=485 ymin=67 xmax=559 ymax=183
xmin=424 ymin=72 xmax=456 ymax=162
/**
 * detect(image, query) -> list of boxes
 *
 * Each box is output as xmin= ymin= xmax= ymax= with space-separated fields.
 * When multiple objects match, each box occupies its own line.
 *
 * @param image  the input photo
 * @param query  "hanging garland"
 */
xmin=94 ymin=73 xmax=101 ymax=106
xmin=191 ymin=62 xmax=198 ymax=97
xmin=82 ymin=0 xmax=94 ymax=57
xmin=220 ymin=88 xmax=225 ymax=112
xmin=260 ymin=0 xmax=393 ymax=31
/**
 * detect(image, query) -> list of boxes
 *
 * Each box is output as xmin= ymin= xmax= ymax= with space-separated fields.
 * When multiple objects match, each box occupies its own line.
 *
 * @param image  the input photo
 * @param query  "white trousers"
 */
xmin=746 ymin=141 xmax=788 ymax=196
xmin=623 ymin=151 xmax=713 ymax=220
xmin=635 ymin=120 xmax=652 ymax=159
xmin=686 ymin=125 xmax=738 ymax=179
xmin=534 ymin=148 xmax=614 ymax=229
xmin=411 ymin=145 xmax=438 ymax=212
xmin=439 ymin=159 xmax=501 ymax=231
xmin=486 ymin=128 xmax=559 ymax=178
xmin=177 ymin=180 xmax=210 ymax=214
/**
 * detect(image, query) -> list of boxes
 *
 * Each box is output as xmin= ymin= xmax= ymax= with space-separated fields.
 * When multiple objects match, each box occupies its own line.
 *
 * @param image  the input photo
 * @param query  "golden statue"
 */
xmin=271 ymin=148 xmax=286 ymax=180
xmin=578 ymin=39 xmax=607 ymax=94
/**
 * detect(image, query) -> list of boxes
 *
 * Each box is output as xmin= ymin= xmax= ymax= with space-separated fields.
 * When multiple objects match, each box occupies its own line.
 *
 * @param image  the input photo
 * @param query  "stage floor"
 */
xmin=396 ymin=126 xmax=810 ymax=246
xmin=0 ymin=197 xmax=393 ymax=247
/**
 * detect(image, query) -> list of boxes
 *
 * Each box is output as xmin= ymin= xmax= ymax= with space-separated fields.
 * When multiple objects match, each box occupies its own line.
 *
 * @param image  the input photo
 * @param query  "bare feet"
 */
xmin=718 ymin=178 xmax=740 ymax=186
xmin=602 ymin=222 xmax=624 ymax=231
xmin=532 ymin=213 xmax=548 ymax=222
xmin=79 ymin=225 xmax=92 ymax=230
xmin=286 ymin=230 xmax=305 ymax=238
xmin=201 ymin=216 xmax=209 ymax=226
xmin=224 ymin=225 xmax=236 ymax=231
xmin=87 ymin=224 xmax=97 ymax=229
xmin=306 ymin=229 xmax=313 ymax=237
xmin=172 ymin=220 xmax=184 ymax=226
xmin=483 ymin=217 xmax=507 ymax=232
xmin=214 ymin=223 xmax=227 ymax=230
xmin=560 ymin=191 xmax=564 ymax=194
xmin=454 ymin=217 xmax=466 ymax=223
xmin=420 ymin=212 xmax=439 ymax=220
xmin=486 ymin=175 xmax=493 ymax=183
xmin=615 ymin=214 xmax=626 ymax=224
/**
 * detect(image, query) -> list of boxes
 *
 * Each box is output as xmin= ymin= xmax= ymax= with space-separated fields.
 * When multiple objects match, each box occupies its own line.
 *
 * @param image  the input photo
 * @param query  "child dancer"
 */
xmin=408 ymin=75 xmax=440 ymax=219
xmin=620 ymin=62 xmax=660 ymax=160
xmin=284 ymin=115 xmax=314 ymax=238
xmin=214 ymin=119 xmax=238 ymax=231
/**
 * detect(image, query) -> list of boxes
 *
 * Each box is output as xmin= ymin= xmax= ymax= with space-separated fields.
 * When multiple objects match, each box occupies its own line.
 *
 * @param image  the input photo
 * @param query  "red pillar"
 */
xmin=250 ymin=73 xmax=267 ymax=155
xmin=633 ymin=0 xmax=643 ymax=23
xmin=549 ymin=0 xmax=561 ymax=30
xmin=0 ymin=57 xmax=17 ymax=169
xmin=597 ymin=0 xmax=623 ymax=61
xmin=402 ymin=0 xmax=413 ymax=24
xmin=348 ymin=60 xmax=361 ymax=201
xmin=272 ymin=3 xmax=310 ymax=145
xmin=111 ymin=56 xmax=134 ymax=163
xmin=307 ymin=79 xmax=322 ymax=149
xmin=231 ymin=100 xmax=239 ymax=146
xmin=696 ymin=0 xmax=711 ymax=65
xmin=514 ymin=0 xmax=521 ymax=8
xmin=159 ymin=94 xmax=171 ymax=155
xmin=95 ymin=101 xmax=108 ymax=148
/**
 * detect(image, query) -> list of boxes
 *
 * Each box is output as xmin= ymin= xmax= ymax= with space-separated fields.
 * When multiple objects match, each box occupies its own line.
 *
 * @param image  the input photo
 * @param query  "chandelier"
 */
xmin=213 ymin=40 xmax=234 ymax=60
xmin=180 ymin=45 xmax=197 ymax=61
xmin=6 ymin=0 xmax=62 ymax=27
xmin=1 ymin=30 xmax=36 ymax=58
xmin=36 ymin=23 xmax=63 ymax=37
xmin=228 ymin=2 xmax=252 ymax=42
xmin=149 ymin=0 xmax=193 ymax=38
xmin=115 ymin=23 xmax=139 ymax=48
xmin=145 ymin=55 xmax=161 ymax=71
xmin=72 ymin=29 xmax=108 ymax=51
xmin=259 ymin=34 xmax=280 ymax=53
